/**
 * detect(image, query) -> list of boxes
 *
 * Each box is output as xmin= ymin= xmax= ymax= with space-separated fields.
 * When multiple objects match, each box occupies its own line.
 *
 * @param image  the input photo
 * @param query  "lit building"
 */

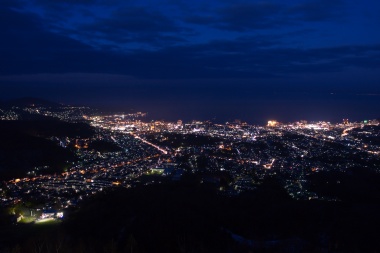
xmin=267 ymin=120 xmax=279 ymax=127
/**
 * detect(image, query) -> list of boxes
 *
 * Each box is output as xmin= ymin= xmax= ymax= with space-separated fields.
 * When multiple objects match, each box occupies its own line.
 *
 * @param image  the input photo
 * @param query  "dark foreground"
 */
xmin=1 ymin=175 xmax=380 ymax=253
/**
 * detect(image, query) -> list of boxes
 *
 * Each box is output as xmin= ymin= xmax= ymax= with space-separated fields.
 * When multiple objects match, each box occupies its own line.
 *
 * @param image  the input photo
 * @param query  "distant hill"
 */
xmin=5 ymin=97 xmax=62 ymax=108
xmin=0 ymin=120 xmax=95 ymax=179
xmin=0 ymin=97 xmax=69 ymax=120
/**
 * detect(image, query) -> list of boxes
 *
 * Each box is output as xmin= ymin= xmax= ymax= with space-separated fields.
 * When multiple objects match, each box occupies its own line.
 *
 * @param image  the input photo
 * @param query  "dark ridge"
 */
xmin=0 ymin=120 xmax=95 ymax=138
xmin=0 ymin=131 xmax=75 ymax=179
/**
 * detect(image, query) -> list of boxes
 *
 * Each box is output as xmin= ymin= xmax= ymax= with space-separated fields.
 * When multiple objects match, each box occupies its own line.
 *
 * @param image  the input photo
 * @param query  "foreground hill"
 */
xmin=2 ymin=177 xmax=380 ymax=253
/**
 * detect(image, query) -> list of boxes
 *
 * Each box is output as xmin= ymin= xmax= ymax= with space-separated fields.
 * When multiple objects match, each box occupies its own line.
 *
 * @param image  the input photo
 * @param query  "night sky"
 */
xmin=1 ymin=0 xmax=379 ymax=124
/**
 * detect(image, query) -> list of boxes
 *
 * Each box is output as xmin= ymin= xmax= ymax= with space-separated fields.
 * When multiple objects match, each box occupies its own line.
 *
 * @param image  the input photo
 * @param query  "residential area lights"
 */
xmin=1 ymin=104 xmax=379 ymax=222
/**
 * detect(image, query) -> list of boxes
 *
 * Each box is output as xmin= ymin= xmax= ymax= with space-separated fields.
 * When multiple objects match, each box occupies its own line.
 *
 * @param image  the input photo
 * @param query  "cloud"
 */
xmin=0 ymin=73 xmax=136 ymax=86
xmin=1 ymin=4 xmax=379 ymax=83
xmin=0 ymin=8 xmax=118 ymax=75
xmin=184 ymin=2 xmax=284 ymax=31
xmin=288 ymin=0 xmax=344 ymax=22
xmin=0 ymin=0 xmax=23 ymax=9
xmin=33 ymin=0 xmax=129 ymax=6
xmin=216 ymin=2 xmax=285 ymax=31
xmin=27 ymin=1 xmax=192 ymax=49
xmin=88 ymin=7 xmax=180 ymax=33
xmin=5 ymin=0 xmax=352 ymax=51
xmin=184 ymin=0 xmax=345 ymax=32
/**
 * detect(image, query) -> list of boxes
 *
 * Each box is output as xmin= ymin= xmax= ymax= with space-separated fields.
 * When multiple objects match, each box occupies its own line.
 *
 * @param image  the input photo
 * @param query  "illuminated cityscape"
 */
xmin=0 ymin=100 xmax=379 ymax=252
xmin=1 ymin=102 xmax=379 ymax=208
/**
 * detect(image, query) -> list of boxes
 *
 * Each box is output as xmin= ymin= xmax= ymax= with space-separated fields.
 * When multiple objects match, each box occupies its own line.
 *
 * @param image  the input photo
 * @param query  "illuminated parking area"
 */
xmin=35 ymin=217 xmax=56 ymax=224
xmin=34 ymin=211 xmax=64 ymax=224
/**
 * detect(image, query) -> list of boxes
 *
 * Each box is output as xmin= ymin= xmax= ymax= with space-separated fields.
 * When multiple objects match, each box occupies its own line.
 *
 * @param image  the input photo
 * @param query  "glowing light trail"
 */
xmin=131 ymin=134 xmax=168 ymax=154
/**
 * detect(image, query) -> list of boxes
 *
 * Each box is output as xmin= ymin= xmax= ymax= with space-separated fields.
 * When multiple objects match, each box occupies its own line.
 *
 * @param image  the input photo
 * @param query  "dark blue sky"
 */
xmin=1 ymin=0 xmax=379 ymax=123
